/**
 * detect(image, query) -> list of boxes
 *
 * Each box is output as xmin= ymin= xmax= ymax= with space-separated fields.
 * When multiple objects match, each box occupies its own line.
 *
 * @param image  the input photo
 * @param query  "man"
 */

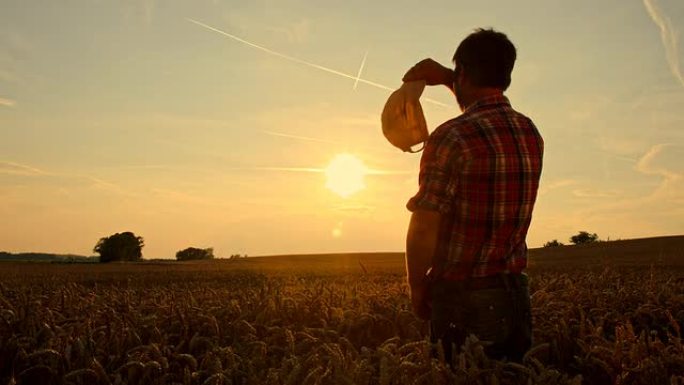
xmin=402 ymin=28 xmax=543 ymax=363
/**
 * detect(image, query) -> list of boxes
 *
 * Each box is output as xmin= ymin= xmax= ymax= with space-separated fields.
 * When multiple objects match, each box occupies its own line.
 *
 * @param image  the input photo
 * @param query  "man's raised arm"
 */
xmin=402 ymin=58 xmax=454 ymax=91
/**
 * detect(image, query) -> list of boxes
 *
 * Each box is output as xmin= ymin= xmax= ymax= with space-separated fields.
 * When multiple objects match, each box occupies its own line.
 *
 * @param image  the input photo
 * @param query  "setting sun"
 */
xmin=324 ymin=154 xmax=368 ymax=198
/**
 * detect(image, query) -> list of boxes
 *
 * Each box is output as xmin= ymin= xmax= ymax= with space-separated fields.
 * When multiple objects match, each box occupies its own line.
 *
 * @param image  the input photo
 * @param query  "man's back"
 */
xmin=407 ymin=95 xmax=543 ymax=280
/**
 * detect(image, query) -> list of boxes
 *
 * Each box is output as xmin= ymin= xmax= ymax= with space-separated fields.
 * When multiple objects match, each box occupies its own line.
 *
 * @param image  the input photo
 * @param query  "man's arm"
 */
xmin=402 ymin=59 xmax=454 ymax=92
xmin=405 ymin=209 xmax=442 ymax=320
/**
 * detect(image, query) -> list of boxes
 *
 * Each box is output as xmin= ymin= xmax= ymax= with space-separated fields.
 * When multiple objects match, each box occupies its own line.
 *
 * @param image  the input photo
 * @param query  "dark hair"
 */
xmin=452 ymin=28 xmax=517 ymax=90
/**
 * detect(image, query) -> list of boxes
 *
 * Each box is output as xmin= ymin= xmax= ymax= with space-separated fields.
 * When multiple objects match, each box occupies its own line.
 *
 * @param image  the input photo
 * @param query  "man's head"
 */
xmin=451 ymin=29 xmax=516 ymax=110
xmin=453 ymin=28 xmax=517 ymax=90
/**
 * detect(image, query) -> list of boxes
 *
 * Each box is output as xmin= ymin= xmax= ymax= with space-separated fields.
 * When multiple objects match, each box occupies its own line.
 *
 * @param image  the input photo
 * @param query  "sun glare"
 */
xmin=325 ymin=154 xmax=368 ymax=198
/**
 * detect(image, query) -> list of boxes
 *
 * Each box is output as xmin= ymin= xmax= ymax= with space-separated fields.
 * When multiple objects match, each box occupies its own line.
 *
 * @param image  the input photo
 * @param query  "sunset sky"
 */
xmin=1 ymin=0 xmax=683 ymax=258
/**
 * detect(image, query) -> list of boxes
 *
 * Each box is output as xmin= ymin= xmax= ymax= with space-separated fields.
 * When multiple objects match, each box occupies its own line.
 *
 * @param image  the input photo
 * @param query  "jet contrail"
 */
xmin=353 ymin=49 xmax=369 ymax=91
xmin=186 ymin=18 xmax=449 ymax=107
xmin=260 ymin=130 xmax=339 ymax=144
xmin=253 ymin=166 xmax=324 ymax=173
xmin=253 ymin=166 xmax=410 ymax=176
xmin=643 ymin=0 xmax=684 ymax=88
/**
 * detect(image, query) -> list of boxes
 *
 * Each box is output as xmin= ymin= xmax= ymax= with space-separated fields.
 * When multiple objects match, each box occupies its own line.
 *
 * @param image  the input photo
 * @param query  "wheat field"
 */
xmin=1 ymin=246 xmax=683 ymax=385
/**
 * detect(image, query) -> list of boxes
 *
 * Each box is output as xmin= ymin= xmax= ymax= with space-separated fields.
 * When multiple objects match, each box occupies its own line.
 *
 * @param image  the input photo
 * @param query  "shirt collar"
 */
xmin=463 ymin=94 xmax=510 ymax=114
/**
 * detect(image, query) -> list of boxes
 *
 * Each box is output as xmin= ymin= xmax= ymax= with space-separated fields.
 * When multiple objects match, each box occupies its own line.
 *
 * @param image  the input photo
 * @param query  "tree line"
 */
xmin=89 ymin=230 xmax=605 ymax=263
xmin=544 ymin=231 xmax=600 ymax=247
xmin=93 ymin=232 xmax=218 ymax=262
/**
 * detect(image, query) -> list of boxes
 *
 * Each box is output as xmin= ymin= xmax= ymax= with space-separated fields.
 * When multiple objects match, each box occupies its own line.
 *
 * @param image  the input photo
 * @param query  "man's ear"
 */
xmin=455 ymin=67 xmax=468 ymax=87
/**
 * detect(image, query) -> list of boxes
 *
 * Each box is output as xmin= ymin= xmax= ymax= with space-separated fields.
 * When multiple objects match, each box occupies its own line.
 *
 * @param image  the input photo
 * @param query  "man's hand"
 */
xmin=410 ymin=283 xmax=431 ymax=320
xmin=402 ymin=58 xmax=454 ymax=86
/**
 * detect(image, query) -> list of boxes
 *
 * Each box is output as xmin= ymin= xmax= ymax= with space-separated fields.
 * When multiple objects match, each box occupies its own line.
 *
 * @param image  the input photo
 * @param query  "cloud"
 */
xmin=534 ymin=145 xmax=680 ymax=240
xmin=575 ymin=144 xmax=683 ymax=226
xmin=0 ymin=161 xmax=47 ymax=176
xmin=538 ymin=179 xmax=577 ymax=196
xmin=0 ymin=97 xmax=16 ymax=108
xmin=634 ymin=143 xmax=683 ymax=199
xmin=260 ymin=129 xmax=339 ymax=144
xmin=643 ymin=0 xmax=684 ymax=88
xmin=635 ymin=143 xmax=683 ymax=179
xmin=0 ymin=160 xmax=131 ymax=196
xmin=571 ymin=189 xmax=621 ymax=198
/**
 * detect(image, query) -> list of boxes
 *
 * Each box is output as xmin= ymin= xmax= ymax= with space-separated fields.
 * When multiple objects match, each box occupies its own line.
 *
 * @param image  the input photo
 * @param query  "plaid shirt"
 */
xmin=407 ymin=95 xmax=543 ymax=280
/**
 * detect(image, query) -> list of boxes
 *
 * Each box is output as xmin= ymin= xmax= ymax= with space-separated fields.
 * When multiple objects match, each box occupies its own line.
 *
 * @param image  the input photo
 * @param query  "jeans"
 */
xmin=429 ymin=273 xmax=532 ymax=363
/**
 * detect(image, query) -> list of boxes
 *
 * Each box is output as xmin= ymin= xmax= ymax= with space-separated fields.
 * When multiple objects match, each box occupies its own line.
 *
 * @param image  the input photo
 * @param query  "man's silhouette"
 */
xmin=402 ymin=28 xmax=543 ymax=363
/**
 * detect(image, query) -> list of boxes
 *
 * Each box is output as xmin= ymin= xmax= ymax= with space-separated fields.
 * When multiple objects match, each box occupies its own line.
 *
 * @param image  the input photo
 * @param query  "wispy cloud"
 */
xmin=571 ymin=189 xmax=622 ymax=198
xmin=635 ymin=143 xmax=682 ymax=180
xmin=223 ymin=165 xmax=409 ymax=177
xmin=251 ymin=166 xmax=323 ymax=173
xmin=576 ymin=144 xmax=683 ymax=220
xmin=260 ymin=130 xmax=339 ymax=144
xmin=538 ymin=179 xmax=577 ymax=196
xmin=0 ymin=160 xmax=131 ymax=196
xmin=0 ymin=97 xmax=16 ymax=108
xmin=643 ymin=0 xmax=684 ymax=87
xmin=0 ymin=161 xmax=47 ymax=176
xmin=0 ymin=98 xmax=17 ymax=108
xmin=634 ymin=143 xmax=683 ymax=199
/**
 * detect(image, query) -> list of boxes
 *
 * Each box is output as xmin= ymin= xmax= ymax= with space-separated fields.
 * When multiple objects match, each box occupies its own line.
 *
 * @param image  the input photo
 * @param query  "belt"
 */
xmin=466 ymin=274 xmax=509 ymax=290
xmin=432 ymin=273 xmax=527 ymax=291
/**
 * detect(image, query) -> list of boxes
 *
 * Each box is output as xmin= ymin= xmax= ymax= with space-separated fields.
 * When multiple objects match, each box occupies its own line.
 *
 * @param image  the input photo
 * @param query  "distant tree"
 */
xmin=569 ymin=231 xmax=599 ymax=245
xmin=176 ymin=247 xmax=214 ymax=261
xmin=543 ymin=239 xmax=564 ymax=247
xmin=94 ymin=232 xmax=144 ymax=262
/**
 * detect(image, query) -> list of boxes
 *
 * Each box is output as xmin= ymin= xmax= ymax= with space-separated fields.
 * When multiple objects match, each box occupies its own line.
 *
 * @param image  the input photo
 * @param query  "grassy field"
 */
xmin=1 ymin=236 xmax=683 ymax=384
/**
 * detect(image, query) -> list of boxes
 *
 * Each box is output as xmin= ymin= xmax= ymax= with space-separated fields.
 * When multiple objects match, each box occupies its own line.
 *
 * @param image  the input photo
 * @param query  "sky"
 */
xmin=1 ymin=0 xmax=683 ymax=258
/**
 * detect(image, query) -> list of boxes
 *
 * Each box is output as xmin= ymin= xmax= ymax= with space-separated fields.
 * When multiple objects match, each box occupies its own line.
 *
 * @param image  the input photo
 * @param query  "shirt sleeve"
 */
xmin=406 ymin=132 xmax=456 ymax=213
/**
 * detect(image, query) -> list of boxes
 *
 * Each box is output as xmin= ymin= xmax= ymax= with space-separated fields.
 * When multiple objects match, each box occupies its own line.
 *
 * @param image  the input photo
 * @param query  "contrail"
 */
xmin=643 ymin=0 xmax=684 ymax=88
xmin=260 ymin=130 xmax=339 ymax=144
xmin=186 ymin=18 xmax=449 ymax=107
xmin=253 ymin=166 xmax=324 ymax=173
xmin=353 ymin=49 xmax=368 ymax=91
xmin=253 ymin=166 xmax=411 ymax=176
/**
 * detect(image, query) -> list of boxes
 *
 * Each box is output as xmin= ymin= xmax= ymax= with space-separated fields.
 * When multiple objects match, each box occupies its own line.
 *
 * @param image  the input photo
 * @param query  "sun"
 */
xmin=325 ymin=153 xmax=368 ymax=198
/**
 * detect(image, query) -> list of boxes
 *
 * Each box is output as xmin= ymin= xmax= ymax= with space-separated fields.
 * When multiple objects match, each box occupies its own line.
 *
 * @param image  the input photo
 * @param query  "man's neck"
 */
xmin=460 ymin=88 xmax=504 ymax=111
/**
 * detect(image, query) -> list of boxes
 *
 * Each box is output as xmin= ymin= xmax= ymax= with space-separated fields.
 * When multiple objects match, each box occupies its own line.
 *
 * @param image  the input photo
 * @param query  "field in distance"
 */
xmin=241 ymin=234 xmax=684 ymax=273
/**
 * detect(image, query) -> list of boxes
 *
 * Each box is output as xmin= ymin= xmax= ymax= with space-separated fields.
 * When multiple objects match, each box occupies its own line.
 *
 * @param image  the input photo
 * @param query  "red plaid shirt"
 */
xmin=407 ymin=95 xmax=543 ymax=280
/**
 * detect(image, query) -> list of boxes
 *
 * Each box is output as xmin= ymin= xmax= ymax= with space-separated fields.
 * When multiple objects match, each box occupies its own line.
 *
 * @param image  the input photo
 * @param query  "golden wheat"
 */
xmin=0 ymin=264 xmax=682 ymax=384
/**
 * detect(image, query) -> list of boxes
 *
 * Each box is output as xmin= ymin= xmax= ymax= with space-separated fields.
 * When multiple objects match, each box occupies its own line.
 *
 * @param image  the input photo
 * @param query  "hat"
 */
xmin=381 ymin=81 xmax=429 ymax=153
